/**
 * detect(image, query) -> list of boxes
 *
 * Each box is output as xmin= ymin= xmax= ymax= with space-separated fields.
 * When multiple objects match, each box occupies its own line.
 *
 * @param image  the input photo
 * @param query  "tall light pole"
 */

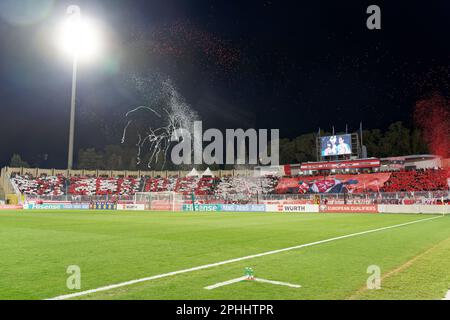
xmin=59 ymin=5 xmax=101 ymax=169
xmin=67 ymin=53 xmax=77 ymax=169
xmin=67 ymin=6 xmax=80 ymax=170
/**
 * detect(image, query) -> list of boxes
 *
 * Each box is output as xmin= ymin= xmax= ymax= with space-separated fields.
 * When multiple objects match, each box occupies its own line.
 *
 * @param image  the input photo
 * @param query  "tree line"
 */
xmin=279 ymin=121 xmax=428 ymax=164
xmin=9 ymin=121 xmax=429 ymax=170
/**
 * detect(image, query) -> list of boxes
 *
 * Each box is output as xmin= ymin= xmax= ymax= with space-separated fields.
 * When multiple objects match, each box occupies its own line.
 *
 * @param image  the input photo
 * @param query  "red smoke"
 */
xmin=414 ymin=93 xmax=450 ymax=158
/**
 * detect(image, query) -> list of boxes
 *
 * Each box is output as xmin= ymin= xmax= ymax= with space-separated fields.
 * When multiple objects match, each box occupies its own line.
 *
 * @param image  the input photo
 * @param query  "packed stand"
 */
xmin=10 ymin=173 xmax=65 ymax=196
xmin=9 ymin=169 xmax=449 ymax=198
xmin=69 ymin=176 xmax=142 ymax=196
xmin=215 ymin=176 xmax=279 ymax=197
xmin=381 ymin=168 xmax=449 ymax=192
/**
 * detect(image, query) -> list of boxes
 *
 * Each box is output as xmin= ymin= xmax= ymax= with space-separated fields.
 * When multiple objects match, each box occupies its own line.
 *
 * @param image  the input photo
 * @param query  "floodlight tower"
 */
xmin=59 ymin=5 xmax=101 ymax=169
xmin=66 ymin=5 xmax=80 ymax=170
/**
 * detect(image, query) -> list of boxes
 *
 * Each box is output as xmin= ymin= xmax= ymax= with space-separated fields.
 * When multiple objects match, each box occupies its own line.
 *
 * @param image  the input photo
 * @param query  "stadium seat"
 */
xmin=10 ymin=168 xmax=449 ymax=198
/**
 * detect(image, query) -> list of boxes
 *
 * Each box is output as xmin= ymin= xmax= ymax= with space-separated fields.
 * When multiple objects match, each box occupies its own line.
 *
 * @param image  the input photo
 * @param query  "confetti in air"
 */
xmin=121 ymin=76 xmax=199 ymax=169
xmin=414 ymin=92 xmax=450 ymax=158
xmin=127 ymin=20 xmax=242 ymax=76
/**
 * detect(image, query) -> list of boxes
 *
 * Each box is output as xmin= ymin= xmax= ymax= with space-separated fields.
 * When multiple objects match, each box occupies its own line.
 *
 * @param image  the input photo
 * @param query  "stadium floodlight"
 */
xmin=58 ymin=6 xmax=101 ymax=60
xmin=58 ymin=5 xmax=101 ymax=169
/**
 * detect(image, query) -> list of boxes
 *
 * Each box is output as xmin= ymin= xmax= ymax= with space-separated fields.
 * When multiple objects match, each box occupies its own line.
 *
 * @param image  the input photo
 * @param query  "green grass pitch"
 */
xmin=0 ymin=210 xmax=449 ymax=300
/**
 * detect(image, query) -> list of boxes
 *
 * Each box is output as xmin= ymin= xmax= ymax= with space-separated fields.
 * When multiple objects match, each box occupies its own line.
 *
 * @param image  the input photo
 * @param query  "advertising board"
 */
xmin=221 ymin=204 xmax=266 ymax=212
xmin=25 ymin=203 xmax=90 ymax=210
xmin=0 ymin=205 xmax=23 ymax=210
xmin=319 ymin=204 xmax=378 ymax=213
xmin=266 ymin=204 xmax=319 ymax=213
xmin=182 ymin=204 xmax=222 ymax=212
xmin=117 ymin=203 xmax=146 ymax=211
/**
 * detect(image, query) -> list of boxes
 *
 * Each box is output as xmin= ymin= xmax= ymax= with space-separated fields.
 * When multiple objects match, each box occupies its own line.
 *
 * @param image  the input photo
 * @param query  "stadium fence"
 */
xmin=23 ymin=191 xmax=449 ymax=205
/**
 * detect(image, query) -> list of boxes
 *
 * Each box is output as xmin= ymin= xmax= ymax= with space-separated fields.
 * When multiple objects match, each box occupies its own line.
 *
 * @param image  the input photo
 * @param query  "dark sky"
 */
xmin=0 ymin=0 xmax=448 ymax=168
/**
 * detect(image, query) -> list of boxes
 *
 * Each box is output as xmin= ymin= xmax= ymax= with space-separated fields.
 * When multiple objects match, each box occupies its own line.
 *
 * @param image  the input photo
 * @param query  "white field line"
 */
xmin=47 ymin=215 xmax=442 ymax=300
xmin=444 ymin=290 xmax=450 ymax=300
xmin=254 ymin=278 xmax=301 ymax=288
xmin=204 ymin=277 xmax=248 ymax=290
xmin=204 ymin=277 xmax=301 ymax=290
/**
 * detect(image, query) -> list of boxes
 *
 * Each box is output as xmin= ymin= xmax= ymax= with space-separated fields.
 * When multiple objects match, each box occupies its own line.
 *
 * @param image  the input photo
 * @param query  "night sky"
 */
xmin=0 ymin=0 xmax=448 ymax=168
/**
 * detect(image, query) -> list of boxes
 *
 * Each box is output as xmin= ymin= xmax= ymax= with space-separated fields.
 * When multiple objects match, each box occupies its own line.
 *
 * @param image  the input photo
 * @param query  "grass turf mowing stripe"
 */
xmin=347 ymin=231 xmax=450 ymax=300
xmin=347 ymin=236 xmax=446 ymax=300
xmin=46 ymin=215 xmax=442 ymax=300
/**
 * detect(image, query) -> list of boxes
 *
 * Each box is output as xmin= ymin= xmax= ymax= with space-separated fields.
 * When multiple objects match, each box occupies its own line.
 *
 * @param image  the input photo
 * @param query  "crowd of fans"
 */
xmin=68 ymin=176 xmax=143 ymax=196
xmin=214 ymin=176 xmax=279 ymax=197
xmin=143 ymin=176 xmax=209 ymax=194
xmin=380 ymin=168 xmax=449 ymax=192
xmin=9 ymin=168 xmax=450 ymax=198
xmin=11 ymin=174 xmax=143 ymax=197
xmin=11 ymin=173 xmax=65 ymax=196
xmin=142 ymin=175 xmax=278 ymax=196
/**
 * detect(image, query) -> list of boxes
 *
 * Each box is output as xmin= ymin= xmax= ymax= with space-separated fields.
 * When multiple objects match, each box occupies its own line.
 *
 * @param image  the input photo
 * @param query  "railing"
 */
xmin=24 ymin=194 xmax=136 ymax=203
xmin=0 ymin=170 xmax=16 ymax=196
xmin=2 ymin=166 xmax=253 ymax=179
xmin=188 ymin=191 xmax=450 ymax=205
xmin=23 ymin=191 xmax=450 ymax=205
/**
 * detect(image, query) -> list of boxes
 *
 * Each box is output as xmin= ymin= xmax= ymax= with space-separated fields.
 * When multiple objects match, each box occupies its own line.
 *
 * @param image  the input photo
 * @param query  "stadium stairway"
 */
xmin=0 ymin=179 xmax=5 ymax=201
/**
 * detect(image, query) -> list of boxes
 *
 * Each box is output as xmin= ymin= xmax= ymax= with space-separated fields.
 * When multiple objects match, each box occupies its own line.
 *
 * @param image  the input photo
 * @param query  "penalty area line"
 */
xmin=46 ymin=215 xmax=442 ymax=300
xmin=444 ymin=290 xmax=450 ymax=300
xmin=254 ymin=278 xmax=301 ymax=288
xmin=204 ymin=277 xmax=248 ymax=290
xmin=204 ymin=277 xmax=301 ymax=290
